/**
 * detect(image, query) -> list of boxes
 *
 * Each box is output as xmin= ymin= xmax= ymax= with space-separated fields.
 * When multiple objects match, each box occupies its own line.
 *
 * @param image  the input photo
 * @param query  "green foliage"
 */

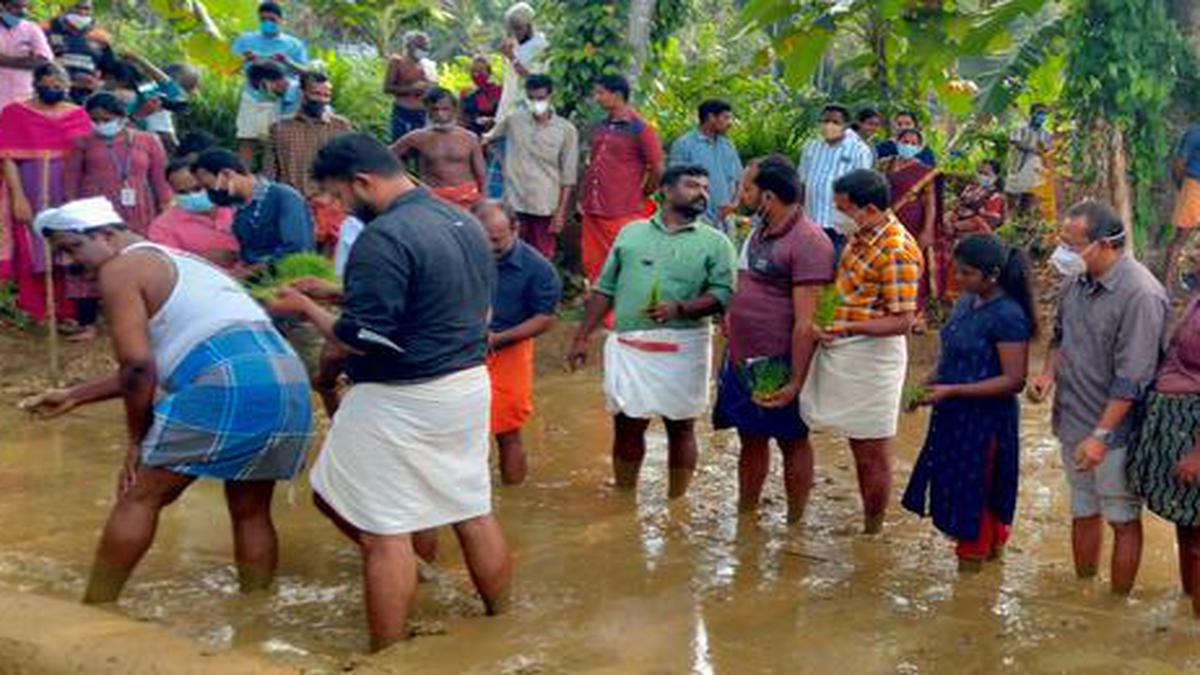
xmin=741 ymin=356 xmax=792 ymax=399
xmin=1062 ymin=0 xmax=1190 ymax=248
xmin=814 ymin=285 xmax=840 ymax=329
xmin=639 ymin=27 xmax=815 ymax=160
xmin=321 ymin=50 xmax=392 ymax=141
xmin=305 ymin=0 xmax=443 ymax=58
xmin=742 ymin=0 xmax=1051 ymax=112
xmin=0 ymin=282 xmax=32 ymax=331
xmin=544 ymin=1 xmax=630 ymax=119
xmin=902 ymin=381 xmax=928 ymax=412
xmin=974 ymin=13 xmax=1066 ymax=116
xmin=246 ymin=253 xmax=339 ymax=300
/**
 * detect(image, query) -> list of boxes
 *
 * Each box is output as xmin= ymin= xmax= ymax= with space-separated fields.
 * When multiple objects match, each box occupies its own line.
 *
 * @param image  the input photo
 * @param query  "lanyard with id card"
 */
xmin=106 ymin=134 xmax=137 ymax=208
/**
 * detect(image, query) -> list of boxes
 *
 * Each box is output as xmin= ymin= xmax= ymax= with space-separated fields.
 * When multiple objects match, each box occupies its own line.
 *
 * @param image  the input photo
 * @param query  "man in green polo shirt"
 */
xmin=569 ymin=165 xmax=736 ymax=498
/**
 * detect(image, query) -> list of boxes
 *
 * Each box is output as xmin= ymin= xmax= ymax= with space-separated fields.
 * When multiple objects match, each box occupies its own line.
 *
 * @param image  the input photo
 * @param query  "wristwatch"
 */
xmin=1091 ymin=428 xmax=1116 ymax=446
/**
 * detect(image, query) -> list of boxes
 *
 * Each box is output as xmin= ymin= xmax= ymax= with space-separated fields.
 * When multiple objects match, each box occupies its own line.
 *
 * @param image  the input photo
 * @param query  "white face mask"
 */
xmin=977 ymin=173 xmax=996 ymax=189
xmin=832 ymin=209 xmax=859 ymax=235
xmin=412 ymin=48 xmax=430 ymax=61
xmin=1050 ymin=245 xmax=1087 ymax=277
xmin=64 ymin=13 xmax=92 ymax=30
xmin=94 ymin=119 xmax=125 ymax=139
xmin=530 ymin=100 xmax=551 ymax=116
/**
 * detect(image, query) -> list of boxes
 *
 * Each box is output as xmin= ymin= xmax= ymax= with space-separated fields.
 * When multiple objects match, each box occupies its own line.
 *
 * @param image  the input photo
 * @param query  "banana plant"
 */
xmin=740 ymin=0 xmax=1052 ymax=108
xmin=143 ymin=0 xmax=255 ymax=73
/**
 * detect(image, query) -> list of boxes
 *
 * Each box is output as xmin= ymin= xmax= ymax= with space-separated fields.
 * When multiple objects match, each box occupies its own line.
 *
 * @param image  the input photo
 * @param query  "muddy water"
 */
xmin=3 ymin=328 xmax=1200 ymax=674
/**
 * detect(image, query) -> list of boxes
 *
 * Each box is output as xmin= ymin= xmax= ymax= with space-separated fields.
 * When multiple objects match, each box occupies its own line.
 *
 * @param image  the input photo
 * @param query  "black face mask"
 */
xmin=35 ymin=85 xmax=67 ymax=105
xmin=68 ymin=87 xmax=93 ymax=105
xmin=675 ymin=196 xmax=708 ymax=220
xmin=351 ymin=201 xmax=377 ymax=223
xmin=301 ymin=100 xmax=327 ymax=118
xmin=206 ymin=188 xmax=242 ymax=207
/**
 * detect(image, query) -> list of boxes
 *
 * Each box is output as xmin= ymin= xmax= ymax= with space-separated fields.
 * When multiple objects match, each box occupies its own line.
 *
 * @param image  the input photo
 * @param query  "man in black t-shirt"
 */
xmin=269 ymin=133 xmax=512 ymax=653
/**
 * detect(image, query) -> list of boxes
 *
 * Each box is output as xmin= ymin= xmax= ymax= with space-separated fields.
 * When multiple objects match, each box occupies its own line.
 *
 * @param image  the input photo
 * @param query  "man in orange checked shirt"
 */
xmin=800 ymin=168 xmax=923 ymax=535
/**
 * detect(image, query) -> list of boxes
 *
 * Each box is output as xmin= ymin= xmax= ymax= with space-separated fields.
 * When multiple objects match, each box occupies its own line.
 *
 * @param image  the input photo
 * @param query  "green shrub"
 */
xmin=638 ymin=27 xmax=819 ymax=162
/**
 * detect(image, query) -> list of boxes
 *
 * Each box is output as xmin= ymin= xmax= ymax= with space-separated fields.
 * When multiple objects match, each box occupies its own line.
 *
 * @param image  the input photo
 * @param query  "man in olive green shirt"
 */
xmin=569 ymin=165 xmax=736 ymax=498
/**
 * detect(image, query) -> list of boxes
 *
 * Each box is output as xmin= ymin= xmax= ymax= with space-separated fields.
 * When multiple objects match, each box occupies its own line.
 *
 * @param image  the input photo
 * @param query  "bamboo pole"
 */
xmin=40 ymin=157 xmax=59 ymax=380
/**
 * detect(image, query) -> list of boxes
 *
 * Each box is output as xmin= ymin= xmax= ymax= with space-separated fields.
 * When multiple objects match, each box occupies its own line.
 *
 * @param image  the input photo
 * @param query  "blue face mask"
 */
xmin=260 ymin=19 xmax=280 ymax=36
xmin=897 ymin=143 xmax=922 ymax=160
xmin=0 ymin=12 xmax=22 ymax=28
xmin=94 ymin=119 xmax=126 ymax=139
xmin=1031 ymin=112 xmax=1048 ymax=127
xmin=177 ymin=190 xmax=214 ymax=213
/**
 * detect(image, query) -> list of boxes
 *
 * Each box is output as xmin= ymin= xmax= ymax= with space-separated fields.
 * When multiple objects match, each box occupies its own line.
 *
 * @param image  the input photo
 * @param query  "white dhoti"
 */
xmin=799 ymin=335 xmax=907 ymax=439
xmin=310 ymin=366 xmax=492 ymax=535
xmin=603 ymin=327 xmax=712 ymax=421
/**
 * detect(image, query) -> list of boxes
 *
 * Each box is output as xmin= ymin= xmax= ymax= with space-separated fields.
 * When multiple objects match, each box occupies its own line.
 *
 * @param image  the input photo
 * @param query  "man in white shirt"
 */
xmin=798 ymin=104 xmax=875 ymax=249
xmin=495 ymin=2 xmax=548 ymax=124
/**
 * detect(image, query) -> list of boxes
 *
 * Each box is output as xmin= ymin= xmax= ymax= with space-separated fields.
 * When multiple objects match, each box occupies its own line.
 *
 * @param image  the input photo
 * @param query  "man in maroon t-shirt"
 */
xmin=579 ymin=74 xmax=664 ymax=281
xmin=713 ymin=155 xmax=836 ymax=524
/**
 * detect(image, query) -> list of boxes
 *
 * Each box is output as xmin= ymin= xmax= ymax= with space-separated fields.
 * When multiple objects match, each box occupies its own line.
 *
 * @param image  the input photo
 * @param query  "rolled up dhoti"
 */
xmin=431 ymin=182 xmax=483 ymax=210
xmin=310 ymin=366 xmax=493 ymax=535
xmin=603 ymin=327 xmax=712 ymax=421
xmin=487 ymin=338 xmax=535 ymax=435
xmin=799 ymin=334 xmax=907 ymax=439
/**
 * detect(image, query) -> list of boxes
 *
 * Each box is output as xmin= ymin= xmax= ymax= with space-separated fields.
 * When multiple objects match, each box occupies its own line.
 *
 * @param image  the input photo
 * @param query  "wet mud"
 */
xmin=1 ymin=327 xmax=1200 ymax=673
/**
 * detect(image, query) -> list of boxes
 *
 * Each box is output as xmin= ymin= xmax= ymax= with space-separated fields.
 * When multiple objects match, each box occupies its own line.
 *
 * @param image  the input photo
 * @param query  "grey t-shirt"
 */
xmin=334 ymin=188 xmax=495 ymax=383
xmin=1051 ymin=255 xmax=1169 ymax=448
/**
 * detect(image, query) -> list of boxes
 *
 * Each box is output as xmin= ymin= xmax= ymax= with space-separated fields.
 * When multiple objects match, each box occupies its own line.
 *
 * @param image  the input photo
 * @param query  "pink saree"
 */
xmin=0 ymin=101 xmax=93 ymax=321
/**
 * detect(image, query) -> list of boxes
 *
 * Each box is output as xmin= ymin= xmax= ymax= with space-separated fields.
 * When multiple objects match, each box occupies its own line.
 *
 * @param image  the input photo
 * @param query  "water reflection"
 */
xmin=4 ymin=330 xmax=1200 ymax=671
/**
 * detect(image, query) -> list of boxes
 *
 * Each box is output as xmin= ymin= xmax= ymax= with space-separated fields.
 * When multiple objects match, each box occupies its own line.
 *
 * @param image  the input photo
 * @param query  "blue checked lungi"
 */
xmin=140 ymin=323 xmax=314 ymax=481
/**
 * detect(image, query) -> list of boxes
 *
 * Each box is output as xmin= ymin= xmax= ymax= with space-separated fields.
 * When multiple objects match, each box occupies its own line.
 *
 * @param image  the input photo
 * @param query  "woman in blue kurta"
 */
xmin=902 ymin=234 xmax=1037 ymax=572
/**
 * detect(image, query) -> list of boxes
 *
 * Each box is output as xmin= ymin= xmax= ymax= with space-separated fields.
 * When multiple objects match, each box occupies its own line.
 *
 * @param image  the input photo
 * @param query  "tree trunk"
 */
xmin=868 ymin=2 xmax=890 ymax=101
xmin=1109 ymin=122 xmax=1134 ymax=246
xmin=627 ymin=0 xmax=656 ymax=84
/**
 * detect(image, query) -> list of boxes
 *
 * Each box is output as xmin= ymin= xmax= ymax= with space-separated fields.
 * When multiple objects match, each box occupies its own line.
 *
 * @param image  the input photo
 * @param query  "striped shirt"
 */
xmin=832 ymin=212 xmax=923 ymax=326
xmin=798 ymin=129 xmax=875 ymax=229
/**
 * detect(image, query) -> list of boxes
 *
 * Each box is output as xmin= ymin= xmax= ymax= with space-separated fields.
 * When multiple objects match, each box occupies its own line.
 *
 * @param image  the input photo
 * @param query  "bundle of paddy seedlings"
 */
xmin=742 ymin=356 xmax=792 ymax=403
xmin=245 ymin=252 xmax=340 ymax=301
xmin=902 ymin=381 xmax=930 ymax=412
xmin=814 ymin=284 xmax=841 ymax=329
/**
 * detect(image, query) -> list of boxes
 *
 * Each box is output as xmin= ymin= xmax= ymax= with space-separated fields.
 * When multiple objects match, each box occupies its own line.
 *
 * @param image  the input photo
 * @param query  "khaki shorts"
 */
xmin=1060 ymin=441 xmax=1141 ymax=523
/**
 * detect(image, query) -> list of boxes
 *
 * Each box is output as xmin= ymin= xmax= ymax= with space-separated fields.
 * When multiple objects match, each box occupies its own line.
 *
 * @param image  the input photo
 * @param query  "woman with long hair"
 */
xmin=902 ymin=233 xmax=1037 ymax=572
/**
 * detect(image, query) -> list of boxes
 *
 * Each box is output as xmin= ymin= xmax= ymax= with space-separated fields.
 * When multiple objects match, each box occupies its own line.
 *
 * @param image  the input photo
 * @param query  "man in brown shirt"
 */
xmin=390 ymin=87 xmax=487 ymax=210
xmin=263 ymin=71 xmax=352 ymax=250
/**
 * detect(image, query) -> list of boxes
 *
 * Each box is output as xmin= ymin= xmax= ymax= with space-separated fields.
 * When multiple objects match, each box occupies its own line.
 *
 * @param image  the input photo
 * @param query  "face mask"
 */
xmin=69 ymin=87 xmax=92 ymax=105
xmin=35 ymin=85 xmax=67 ymax=105
xmin=977 ymin=174 xmax=996 ymax=189
xmin=412 ymin=48 xmax=430 ymax=61
xmin=176 ymin=190 xmax=214 ymax=213
xmin=260 ymin=19 xmax=280 ymax=36
xmin=471 ymin=72 xmax=490 ymax=87
xmin=64 ymin=13 xmax=92 ymax=30
xmin=1031 ymin=112 xmax=1048 ymax=128
xmin=94 ymin=119 xmax=125 ymax=138
xmin=207 ymin=176 xmax=243 ymax=207
xmin=0 ymin=12 xmax=22 ymax=28
xmin=1050 ymin=245 xmax=1087 ymax=277
xmin=832 ymin=208 xmax=859 ymax=235
xmin=676 ymin=196 xmax=708 ymax=221
xmin=530 ymin=100 xmax=551 ymax=116
xmin=301 ymin=99 xmax=327 ymax=118
xmin=897 ymin=143 xmax=922 ymax=160
xmin=821 ymin=121 xmax=844 ymax=141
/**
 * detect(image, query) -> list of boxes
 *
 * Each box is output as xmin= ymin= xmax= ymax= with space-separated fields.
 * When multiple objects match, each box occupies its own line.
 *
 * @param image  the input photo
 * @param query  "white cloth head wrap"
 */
xmin=35 ymin=197 xmax=123 ymax=236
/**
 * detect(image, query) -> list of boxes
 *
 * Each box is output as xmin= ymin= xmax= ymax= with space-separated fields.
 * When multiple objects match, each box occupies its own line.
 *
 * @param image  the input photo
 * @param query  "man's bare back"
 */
xmin=391 ymin=127 xmax=486 ymax=189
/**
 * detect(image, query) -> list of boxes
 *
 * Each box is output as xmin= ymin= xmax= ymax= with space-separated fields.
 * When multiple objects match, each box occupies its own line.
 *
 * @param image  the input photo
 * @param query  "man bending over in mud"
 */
xmin=23 ymin=196 xmax=313 ymax=604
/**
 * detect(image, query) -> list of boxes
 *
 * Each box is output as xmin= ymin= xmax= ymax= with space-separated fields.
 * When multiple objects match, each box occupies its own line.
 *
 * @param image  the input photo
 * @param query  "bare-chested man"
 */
xmin=384 ymin=30 xmax=436 ymax=142
xmin=391 ymin=86 xmax=487 ymax=210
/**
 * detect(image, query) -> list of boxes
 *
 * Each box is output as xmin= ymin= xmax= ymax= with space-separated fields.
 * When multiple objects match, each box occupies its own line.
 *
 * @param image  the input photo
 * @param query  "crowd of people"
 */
xmin=7 ymin=0 xmax=1200 ymax=655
